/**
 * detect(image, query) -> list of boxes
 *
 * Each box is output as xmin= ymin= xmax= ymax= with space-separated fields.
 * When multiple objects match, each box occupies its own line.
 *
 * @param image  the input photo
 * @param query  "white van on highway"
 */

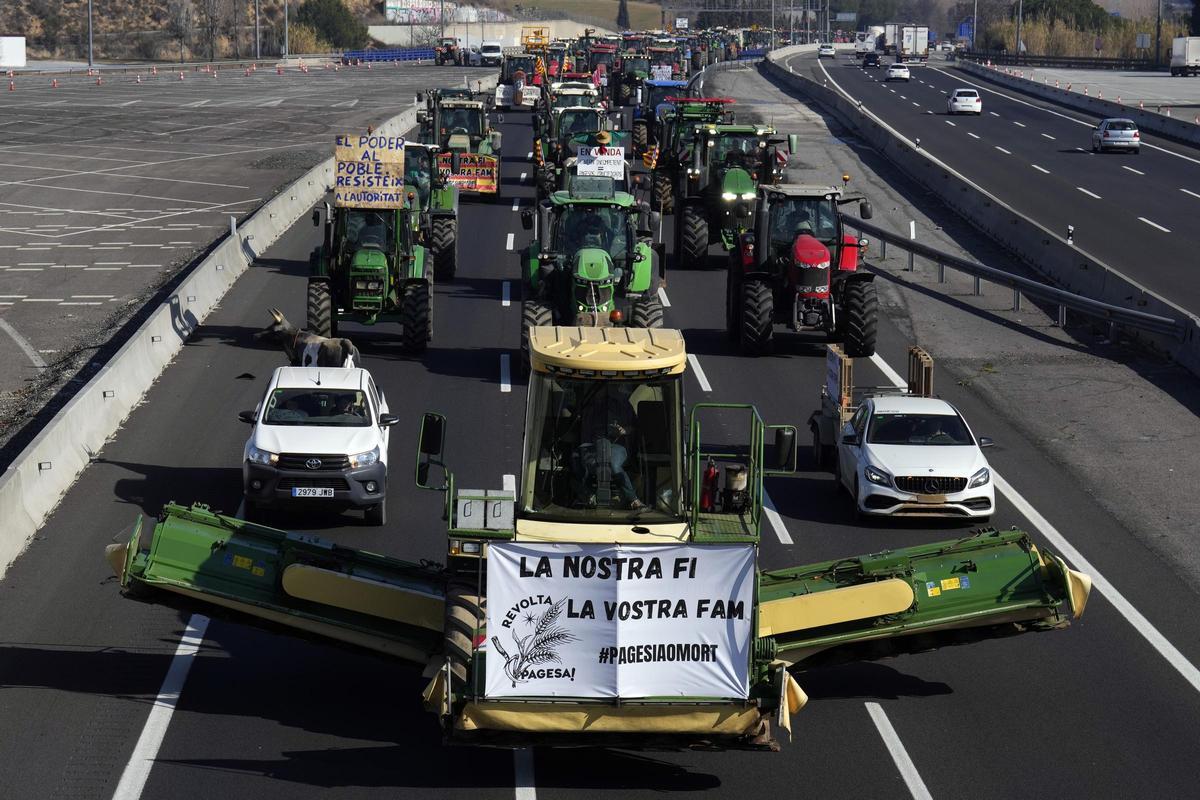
xmin=480 ymin=41 xmax=503 ymax=66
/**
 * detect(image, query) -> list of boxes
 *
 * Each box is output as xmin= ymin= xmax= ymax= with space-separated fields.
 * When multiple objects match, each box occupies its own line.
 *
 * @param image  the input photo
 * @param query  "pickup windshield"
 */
xmin=264 ymin=389 xmax=371 ymax=427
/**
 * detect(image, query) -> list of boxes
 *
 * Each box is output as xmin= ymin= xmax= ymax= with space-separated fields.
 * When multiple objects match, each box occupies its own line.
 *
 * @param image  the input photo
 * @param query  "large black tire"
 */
xmin=431 ymin=217 xmax=457 ymax=281
xmin=537 ymin=168 xmax=557 ymax=200
xmin=632 ymin=121 xmax=648 ymax=154
xmin=842 ymin=280 xmax=878 ymax=357
xmin=740 ymin=278 xmax=774 ymax=356
xmin=652 ymin=171 xmax=674 ymax=213
xmin=630 ymin=294 xmax=664 ymax=328
xmin=678 ymin=204 xmax=708 ymax=268
xmin=619 ymin=82 xmax=632 ymax=105
xmin=521 ymin=299 xmax=553 ymax=372
xmin=401 ymin=280 xmax=432 ymax=353
xmin=442 ymin=585 xmax=486 ymax=686
xmin=307 ymin=279 xmax=334 ymax=337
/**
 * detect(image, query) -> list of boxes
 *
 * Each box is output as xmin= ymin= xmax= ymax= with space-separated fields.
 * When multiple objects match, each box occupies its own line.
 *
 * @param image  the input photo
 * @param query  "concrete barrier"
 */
xmin=0 ymin=76 xmax=498 ymax=577
xmin=759 ymin=50 xmax=1200 ymax=374
xmin=957 ymin=60 xmax=1200 ymax=148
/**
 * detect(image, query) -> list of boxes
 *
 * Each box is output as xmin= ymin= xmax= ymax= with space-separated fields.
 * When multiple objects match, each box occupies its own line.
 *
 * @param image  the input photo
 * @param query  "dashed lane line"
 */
xmin=763 ymin=491 xmax=793 ymax=545
xmin=866 ymin=703 xmax=933 ymax=800
xmin=499 ymin=353 xmax=512 ymax=393
xmin=512 ymin=198 xmax=520 ymax=212
xmin=1182 ymin=188 xmax=1200 ymax=199
xmin=967 ymin=132 xmax=980 ymax=139
xmin=1077 ymin=187 xmax=1102 ymax=199
xmin=995 ymin=146 xmax=1011 ymax=154
xmin=1032 ymin=165 xmax=1050 ymax=174
xmin=1138 ymin=217 xmax=1171 ymax=233
xmin=514 ymin=748 xmax=536 ymax=800
xmin=506 ymin=233 xmax=514 ymax=250
xmin=1122 ymin=166 xmax=1145 ymax=176
xmin=686 ymin=354 xmax=712 ymax=392
xmin=657 ymin=286 xmax=671 ymax=307
xmin=1013 ymin=121 xmax=1026 ymax=127
xmin=502 ymin=281 xmax=511 ymax=307
xmin=945 ymin=120 xmax=956 ymax=127
xmin=1041 ymin=133 xmax=1056 ymax=140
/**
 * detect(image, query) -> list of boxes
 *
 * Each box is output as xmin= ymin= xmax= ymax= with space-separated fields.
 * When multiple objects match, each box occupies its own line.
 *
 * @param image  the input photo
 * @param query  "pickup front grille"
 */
xmin=278 ymin=453 xmax=350 ymax=471
xmin=278 ymin=477 xmax=350 ymax=491
xmin=894 ymin=476 xmax=968 ymax=494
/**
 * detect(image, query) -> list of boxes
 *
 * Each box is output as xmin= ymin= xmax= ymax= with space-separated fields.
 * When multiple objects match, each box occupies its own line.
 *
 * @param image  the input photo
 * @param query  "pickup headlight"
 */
xmin=968 ymin=467 xmax=990 ymax=489
xmin=864 ymin=465 xmax=892 ymax=487
xmin=349 ymin=446 xmax=380 ymax=468
xmin=247 ymin=446 xmax=278 ymax=466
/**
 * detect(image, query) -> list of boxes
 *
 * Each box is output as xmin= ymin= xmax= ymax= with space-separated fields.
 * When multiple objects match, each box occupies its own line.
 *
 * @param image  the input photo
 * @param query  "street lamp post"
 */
xmin=1155 ymin=0 xmax=1163 ymax=68
xmin=972 ymin=0 xmax=978 ymax=49
xmin=87 ymin=0 xmax=94 ymax=67
xmin=1015 ymin=0 xmax=1024 ymax=60
xmin=284 ymin=0 xmax=289 ymax=57
xmin=255 ymin=0 xmax=261 ymax=59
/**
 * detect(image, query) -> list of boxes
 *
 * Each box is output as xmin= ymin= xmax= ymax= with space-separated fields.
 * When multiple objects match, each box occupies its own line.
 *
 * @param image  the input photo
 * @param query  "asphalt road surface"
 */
xmin=790 ymin=50 xmax=1200 ymax=317
xmin=1 ymin=69 xmax=1200 ymax=800
xmin=0 ymin=62 xmax=484 ymax=398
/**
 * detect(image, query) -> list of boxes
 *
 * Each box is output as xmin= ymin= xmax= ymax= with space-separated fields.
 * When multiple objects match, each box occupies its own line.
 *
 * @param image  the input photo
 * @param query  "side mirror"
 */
xmin=787 ymin=133 xmax=799 ymax=155
xmin=521 ymin=207 xmax=535 ymax=230
xmin=491 ymin=130 xmax=503 ymax=152
xmin=978 ymin=436 xmax=995 ymax=448
xmin=238 ymin=410 xmax=257 ymax=424
xmin=841 ymin=433 xmax=859 ymax=446
xmin=859 ymin=200 xmax=873 ymax=220
xmin=311 ymin=209 xmax=320 ymax=227
xmin=772 ymin=426 xmax=797 ymax=472
xmin=419 ymin=412 xmax=446 ymax=457
xmin=379 ymin=413 xmax=400 ymax=427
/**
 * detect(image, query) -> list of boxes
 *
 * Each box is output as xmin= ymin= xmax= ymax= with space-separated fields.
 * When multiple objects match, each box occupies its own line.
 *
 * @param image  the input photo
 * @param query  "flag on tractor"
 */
xmin=536 ymin=57 xmax=547 ymax=79
xmin=642 ymin=144 xmax=659 ymax=169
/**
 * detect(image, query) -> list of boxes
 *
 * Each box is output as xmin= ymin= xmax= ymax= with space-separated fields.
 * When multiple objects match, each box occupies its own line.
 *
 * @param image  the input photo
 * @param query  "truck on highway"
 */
xmin=106 ymin=326 xmax=1090 ymax=750
xmin=881 ymin=22 xmax=902 ymax=55
xmin=899 ymin=25 xmax=930 ymax=63
xmin=854 ymin=26 xmax=884 ymax=57
xmin=1171 ymin=36 xmax=1200 ymax=76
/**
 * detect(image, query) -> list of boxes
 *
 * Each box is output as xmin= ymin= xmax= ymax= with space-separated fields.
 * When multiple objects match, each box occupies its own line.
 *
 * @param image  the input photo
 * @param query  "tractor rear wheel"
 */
xmin=521 ymin=299 xmax=553 ymax=372
xmin=740 ymin=278 xmax=774 ymax=356
xmin=652 ymin=172 xmax=674 ymax=213
xmin=401 ymin=280 xmax=432 ymax=353
xmin=842 ymin=280 xmax=878 ymax=357
xmin=619 ymin=83 xmax=632 ymax=105
xmin=630 ymin=294 xmax=664 ymax=329
xmin=431 ymin=218 xmax=458 ymax=281
xmin=632 ymin=122 xmax=648 ymax=154
xmin=678 ymin=204 xmax=708 ymax=268
xmin=306 ymin=279 xmax=335 ymax=338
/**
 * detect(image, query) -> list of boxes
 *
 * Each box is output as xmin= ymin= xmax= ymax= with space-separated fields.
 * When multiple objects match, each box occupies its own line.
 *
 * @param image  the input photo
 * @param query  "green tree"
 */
xmin=617 ymin=0 xmax=630 ymax=30
xmin=295 ymin=0 xmax=368 ymax=50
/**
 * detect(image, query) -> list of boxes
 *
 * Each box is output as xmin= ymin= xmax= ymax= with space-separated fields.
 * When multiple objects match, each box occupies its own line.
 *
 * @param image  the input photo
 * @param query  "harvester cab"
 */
xmin=403 ymin=142 xmax=459 ymax=280
xmin=727 ymin=183 xmax=877 ymax=357
xmin=517 ymin=179 xmax=664 ymax=365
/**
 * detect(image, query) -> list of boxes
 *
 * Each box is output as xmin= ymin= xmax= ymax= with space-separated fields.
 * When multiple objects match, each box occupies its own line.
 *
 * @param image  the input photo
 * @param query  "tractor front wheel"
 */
xmin=431 ymin=218 xmax=458 ymax=281
xmin=521 ymin=299 xmax=553 ymax=372
xmin=678 ymin=204 xmax=708 ymax=268
xmin=842 ymin=280 xmax=878 ymax=357
xmin=652 ymin=172 xmax=674 ymax=213
xmin=401 ymin=281 xmax=432 ymax=353
xmin=630 ymin=294 xmax=664 ymax=329
xmin=306 ymin=279 xmax=335 ymax=338
xmin=740 ymin=278 xmax=774 ymax=356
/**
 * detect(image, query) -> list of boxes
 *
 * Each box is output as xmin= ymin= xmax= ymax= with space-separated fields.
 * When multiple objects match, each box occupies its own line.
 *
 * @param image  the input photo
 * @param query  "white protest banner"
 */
xmin=576 ymin=146 xmax=625 ymax=178
xmin=650 ymin=65 xmax=674 ymax=81
xmin=485 ymin=543 xmax=755 ymax=700
xmin=333 ymin=133 xmax=406 ymax=209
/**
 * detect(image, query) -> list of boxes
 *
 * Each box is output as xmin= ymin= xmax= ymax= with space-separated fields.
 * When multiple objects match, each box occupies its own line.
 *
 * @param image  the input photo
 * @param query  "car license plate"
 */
xmin=292 ymin=487 xmax=334 ymax=498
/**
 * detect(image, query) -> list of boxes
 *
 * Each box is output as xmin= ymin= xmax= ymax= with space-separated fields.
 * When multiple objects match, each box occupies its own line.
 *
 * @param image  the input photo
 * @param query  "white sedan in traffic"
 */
xmin=947 ymin=87 xmax=983 ymax=114
xmin=836 ymin=395 xmax=995 ymax=519
xmin=818 ymin=44 xmax=837 ymax=58
xmin=885 ymin=63 xmax=910 ymax=82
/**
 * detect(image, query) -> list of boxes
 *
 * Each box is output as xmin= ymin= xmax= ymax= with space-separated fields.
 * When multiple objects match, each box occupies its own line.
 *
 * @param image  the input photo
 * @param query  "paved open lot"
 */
xmin=0 ymin=62 xmax=486 ymax=411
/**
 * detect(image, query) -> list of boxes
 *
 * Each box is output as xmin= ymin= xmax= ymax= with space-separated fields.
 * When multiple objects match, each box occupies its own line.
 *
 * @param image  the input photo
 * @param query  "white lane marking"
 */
xmin=1182 ymin=188 xmax=1200 ymax=199
xmin=911 ymin=102 xmax=920 ymax=107
xmin=502 ymin=281 xmax=511 ymax=307
xmin=0 ymin=316 xmax=47 ymax=368
xmin=519 ymin=172 xmax=527 ymax=183
xmin=899 ymin=95 xmax=907 ymax=100
xmin=1077 ymin=187 xmax=1101 ymax=199
xmin=503 ymin=474 xmax=516 ymax=492
xmin=871 ymin=351 xmax=1200 ymax=695
xmin=1013 ymin=121 xmax=1026 ymax=127
xmin=988 ymin=111 xmax=1000 ymax=117
xmin=995 ymin=146 xmax=1011 ymax=154
xmin=526 ymin=151 xmax=533 ymax=160
xmin=1041 ymin=133 xmax=1056 ymax=140
xmin=1138 ymin=216 xmax=1171 ymax=233
xmin=1075 ymin=147 xmax=1087 ymax=152
xmin=111 ymin=615 xmax=210 ymax=800
xmin=1032 ymin=164 xmax=1050 ymax=174
xmin=686 ymin=354 xmax=712 ymax=392
xmin=763 ymin=491 xmax=793 ymax=545
xmin=967 ymin=132 xmax=980 ymax=139
xmin=506 ymin=233 xmax=514 ymax=250
xmin=22 ymin=298 xmax=63 ymax=302
xmin=512 ymin=198 xmax=520 ymax=212
xmin=657 ymin=286 xmax=671 ymax=307
xmin=1122 ymin=166 xmax=1145 ymax=176
xmin=866 ymin=703 xmax=933 ymax=800
xmin=500 ymin=354 xmax=512 ymax=392
xmin=514 ymin=748 xmax=536 ymax=800
xmin=945 ymin=120 xmax=956 ymax=127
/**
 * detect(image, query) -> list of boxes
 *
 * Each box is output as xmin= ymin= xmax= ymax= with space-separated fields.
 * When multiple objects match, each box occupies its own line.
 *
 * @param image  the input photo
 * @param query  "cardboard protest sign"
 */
xmin=334 ymin=133 xmax=406 ymax=208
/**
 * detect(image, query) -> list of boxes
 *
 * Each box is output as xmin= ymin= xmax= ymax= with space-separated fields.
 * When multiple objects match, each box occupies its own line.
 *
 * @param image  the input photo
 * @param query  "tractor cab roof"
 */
xmin=528 ymin=326 xmax=687 ymax=376
xmin=763 ymin=184 xmax=844 ymax=199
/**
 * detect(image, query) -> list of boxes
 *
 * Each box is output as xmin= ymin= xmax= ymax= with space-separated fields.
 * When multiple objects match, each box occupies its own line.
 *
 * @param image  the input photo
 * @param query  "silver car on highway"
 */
xmin=1091 ymin=118 xmax=1140 ymax=154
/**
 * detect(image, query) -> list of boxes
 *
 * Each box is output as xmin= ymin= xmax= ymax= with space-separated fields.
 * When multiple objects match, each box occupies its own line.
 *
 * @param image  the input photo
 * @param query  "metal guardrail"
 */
xmin=961 ymin=50 xmax=1155 ymax=71
xmin=841 ymin=214 xmax=1184 ymax=338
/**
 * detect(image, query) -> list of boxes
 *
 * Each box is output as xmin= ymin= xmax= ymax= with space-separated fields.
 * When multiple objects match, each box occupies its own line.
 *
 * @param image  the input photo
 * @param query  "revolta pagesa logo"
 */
xmin=492 ymin=597 xmax=578 ymax=686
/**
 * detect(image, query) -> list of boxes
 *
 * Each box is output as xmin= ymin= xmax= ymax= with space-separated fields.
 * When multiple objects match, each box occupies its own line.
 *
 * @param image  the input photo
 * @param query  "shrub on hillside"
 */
xmin=288 ymin=23 xmax=332 ymax=55
xmin=295 ymin=0 xmax=368 ymax=50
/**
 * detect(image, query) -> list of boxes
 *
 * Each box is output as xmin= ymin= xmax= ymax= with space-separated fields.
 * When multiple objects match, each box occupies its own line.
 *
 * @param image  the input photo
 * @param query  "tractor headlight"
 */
xmin=864 ymin=465 xmax=893 ymax=487
xmin=968 ymin=467 xmax=990 ymax=489
xmin=248 ymin=446 xmax=278 ymax=466
xmin=349 ymin=446 xmax=380 ymax=468
xmin=354 ymin=280 xmax=384 ymax=292
xmin=740 ymin=192 xmax=756 ymax=200
xmin=721 ymin=191 xmax=737 ymax=201
xmin=462 ymin=541 xmax=482 ymax=554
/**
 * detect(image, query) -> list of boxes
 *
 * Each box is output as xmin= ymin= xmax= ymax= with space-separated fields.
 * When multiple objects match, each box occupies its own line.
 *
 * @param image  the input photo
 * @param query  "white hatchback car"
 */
xmin=947 ymin=87 xmax=983 ymax=114
xmin=885 ymin=63 xmax=910 ymax=81
xmin=836 ymin=396 xmax=995 ymax=519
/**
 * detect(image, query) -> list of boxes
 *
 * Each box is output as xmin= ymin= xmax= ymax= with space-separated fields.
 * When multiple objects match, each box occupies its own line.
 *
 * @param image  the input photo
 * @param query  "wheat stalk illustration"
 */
xmin=497 ymin=598 xmax=578 ymax=687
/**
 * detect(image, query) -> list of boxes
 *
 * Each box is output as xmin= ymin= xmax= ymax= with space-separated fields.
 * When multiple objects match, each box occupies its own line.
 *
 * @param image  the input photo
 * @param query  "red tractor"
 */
xmin=435 ymin=37 xmax=463 ymax=66
xmin=726 ymin=184 xmax=878 ymax=357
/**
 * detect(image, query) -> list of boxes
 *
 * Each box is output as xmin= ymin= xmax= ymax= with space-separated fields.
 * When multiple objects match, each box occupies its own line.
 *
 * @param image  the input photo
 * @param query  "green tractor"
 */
xmin=533 ymin=105 xmax=610 ymax=199
xmin=671 ymin=123 xmax=795 ymax=268
xmin=417 ymin=88 xmax=502 ymax=200
xmin=404 ymin=142 xmax=459 ymax=281
xmin=648 ymin=96 xmax=733 ymax=213
xmin=610 ymin=51 xmax=650 ymax=106
xmin=517 ymin=177 xmax=664 ymax=367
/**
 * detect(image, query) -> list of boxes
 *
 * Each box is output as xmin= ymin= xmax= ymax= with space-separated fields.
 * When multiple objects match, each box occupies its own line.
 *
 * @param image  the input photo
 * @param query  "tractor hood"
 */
xmin=447 ymin=133 xmax=472 ymax=152
xmin=573 ymin=247 xmax=613 ymax=280
xmin=352 ymin=247 xmax=390 ymax=271
xmin=720 ymin=167 xmax=755 ymax=197
xmin=791 ymin=234 xmax=830 ymax=266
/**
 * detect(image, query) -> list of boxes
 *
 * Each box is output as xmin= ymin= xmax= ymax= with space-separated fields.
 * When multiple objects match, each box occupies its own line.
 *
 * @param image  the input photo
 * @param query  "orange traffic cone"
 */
xmin=179 ymin=71 xmax=184 ymax=80
xmin=51 ymin=78 xmax=58 ymax=88
xmin=8 ymin=80 xmax=13 ymax=91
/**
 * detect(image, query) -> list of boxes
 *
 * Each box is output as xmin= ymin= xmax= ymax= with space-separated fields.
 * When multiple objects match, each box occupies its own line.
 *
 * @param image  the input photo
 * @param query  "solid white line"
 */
xmin=501 ymin=281 xmax=511 ymax=307
xmin=1122 ymin=166 xmax=1145 ymax=176
xmin=657 ymin=286 xmax=671 ymax=307
xmin=1013 ymin=121 xmax=1026 ymax=127
xmin=994 ymin=146 xmax=1011 ymax=154
xmin=505 ymin=233 xmax=514 ymax=250
xmin=686 ymin=354 xmax=712 ymax=392
xmin=0 ymin=316 xmax=47 ymax=368
xmin=763 ymin=491 xmax=793 ymax=545
xmin=1032 ymin=164 xmax=1050 ymax=174
xmin=1077 ymin=187 xmax=1101 ymax=199
xmin=1041 ymin=133 xmax=1056 ymax=140
xmin=967 ymin=132 xmax=980 ymax=139
xmin=514 ymin=748 xmax=536 ymax=800
xmin=512 ymin=198 xmax=520 ymax=212
xmin=1181 ymin=188 xmax=1200 ymax=199
xmin=111 ymin=614 xmax=210 ymax=800
xmin=1138 ymin=216 xmax=1171 ymax=233
xmin=865 ymin=703 xmax=933 ymax=800
xmin=870 ymin=352 xmax=1200 ymax=695
xmin=499 ymin=354 xmax=512 ymax=392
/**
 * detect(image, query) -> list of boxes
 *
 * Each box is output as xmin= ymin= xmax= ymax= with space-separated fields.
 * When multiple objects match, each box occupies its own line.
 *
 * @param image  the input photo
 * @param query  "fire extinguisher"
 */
xmin=700 ymin=457 xmax=719 ymax=512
